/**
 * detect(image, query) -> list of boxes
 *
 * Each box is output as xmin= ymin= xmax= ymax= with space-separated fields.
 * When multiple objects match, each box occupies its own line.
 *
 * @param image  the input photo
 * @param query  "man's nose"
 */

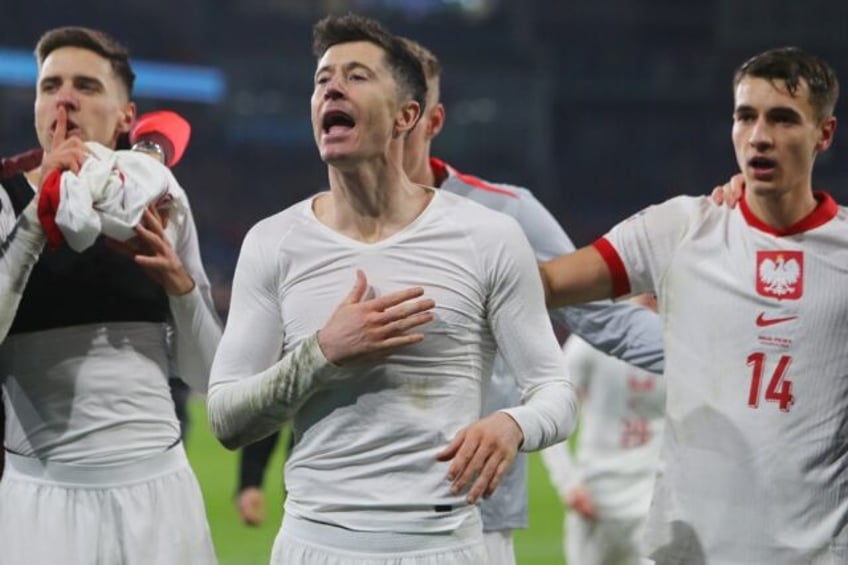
xmin=749 ymin=118 xmax=773 ymax=150
xmin=323 ymin=76 xmax=345 ymax=100
xmin=54 ymin=85 xmax=79 ymax=111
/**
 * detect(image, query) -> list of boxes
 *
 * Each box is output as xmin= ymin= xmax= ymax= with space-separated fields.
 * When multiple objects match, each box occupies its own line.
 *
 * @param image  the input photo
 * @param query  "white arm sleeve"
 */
xmin=206 ymin=225 xmax=341 ymax=449
xmin=483 ymin=217 xmax=578 ymax=452
xmin=513 ymin=190 xmax=664 ymax=373
xmin=167 ymin=190 xmax=222 ymax=393
xmin=0 ymin=195 xmax=46 ymax=343
xmin=603 ymin=195 xmax=704 ymax=294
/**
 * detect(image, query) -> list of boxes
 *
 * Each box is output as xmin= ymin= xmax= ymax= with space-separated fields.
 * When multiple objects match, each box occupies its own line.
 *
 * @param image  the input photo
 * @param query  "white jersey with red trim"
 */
xmin=435 ymin=158 xmax=664 ymax=531
xmin=210 ymin=188 xmax=576 ymax=533
xmin=541 ymin=334 xmax=665 ymax=520
xmin=597 ymin=193 xmax=848 ymax=563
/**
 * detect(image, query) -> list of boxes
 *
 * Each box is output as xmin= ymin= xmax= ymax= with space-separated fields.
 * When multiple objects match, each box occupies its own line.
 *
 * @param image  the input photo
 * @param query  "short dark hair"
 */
xmin=399 ymin=37 xmax=441 ymax=83
xmin=312 ymin=14 xmax=427 ymax=117
xmin=35 ymin=26 xmax=135 ymax=97
xmin=734 ymin=47 xmax=839 ymax=121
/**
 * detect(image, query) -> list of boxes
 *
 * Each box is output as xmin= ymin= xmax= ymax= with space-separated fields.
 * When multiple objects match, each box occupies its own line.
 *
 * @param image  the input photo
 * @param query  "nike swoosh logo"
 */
xmin=756 ymin=313 xmax=798 ymax=327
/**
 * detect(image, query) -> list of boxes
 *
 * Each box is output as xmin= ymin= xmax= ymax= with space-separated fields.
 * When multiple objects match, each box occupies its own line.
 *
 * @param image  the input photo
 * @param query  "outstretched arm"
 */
xmin=511 ymin=192 xmax=662 ymax=372
xmin=541 ymin=244 xmax=615 ymax=309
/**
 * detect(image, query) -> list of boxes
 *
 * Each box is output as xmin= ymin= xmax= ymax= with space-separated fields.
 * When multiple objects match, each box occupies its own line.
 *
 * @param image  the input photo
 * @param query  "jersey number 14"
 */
xmin=746 ymin=353 xmax=794 ymax=411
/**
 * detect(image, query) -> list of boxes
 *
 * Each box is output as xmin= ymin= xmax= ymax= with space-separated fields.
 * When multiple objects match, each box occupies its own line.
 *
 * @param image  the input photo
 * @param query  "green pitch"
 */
xmin=185 ymin=399 xmax=567 ymax=565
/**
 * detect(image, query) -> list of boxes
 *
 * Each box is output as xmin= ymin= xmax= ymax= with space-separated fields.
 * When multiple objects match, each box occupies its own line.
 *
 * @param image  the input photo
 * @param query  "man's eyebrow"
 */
xmin=767 ymin=106 xmax=802 ymax=118
xmin=315 ymin=61 xmax=375 ymax=77
xmin=38 ymin=75 xmax=61 ymax=86
xmin=38 ymin=73 xmax=104 ymax=87
xmin=74 ymin=75 xmax=104 ymax=88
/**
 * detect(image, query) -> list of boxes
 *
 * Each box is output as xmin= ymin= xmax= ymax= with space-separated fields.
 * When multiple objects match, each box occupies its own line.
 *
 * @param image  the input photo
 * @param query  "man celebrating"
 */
xmin=208 ymin=14 xmax=576 ymax=564
xmin=542 ymin=47 xmax=848 ymax=563
xmin=0 ymin=27 xmax=219 ymax=564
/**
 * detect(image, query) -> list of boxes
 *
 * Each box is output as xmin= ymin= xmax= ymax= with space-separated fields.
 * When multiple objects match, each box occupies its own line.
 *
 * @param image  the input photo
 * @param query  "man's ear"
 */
xmin=426 ymin=103 xmax=446 ymax=139
xmin=394 ymin=99 xmax=422 ymax=138
xmin=117 ymin=101 xmax=137 ymax=136
xmin=816 ymin=116 xmax=837 ymax=152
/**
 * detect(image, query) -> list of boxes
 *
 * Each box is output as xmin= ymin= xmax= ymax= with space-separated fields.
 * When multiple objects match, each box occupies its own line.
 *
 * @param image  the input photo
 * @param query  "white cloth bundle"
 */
xmin=52 ymin=142 xmax=187 ymax=251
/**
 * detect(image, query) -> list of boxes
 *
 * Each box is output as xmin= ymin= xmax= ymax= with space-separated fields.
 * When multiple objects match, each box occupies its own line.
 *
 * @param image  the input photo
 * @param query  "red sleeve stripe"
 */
xmin=592 ymin=237 xmax=631 ymax=298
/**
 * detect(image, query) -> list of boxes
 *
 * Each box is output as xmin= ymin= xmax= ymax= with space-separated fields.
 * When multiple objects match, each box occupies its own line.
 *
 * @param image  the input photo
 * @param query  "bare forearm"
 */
xmin=540 ymin=246 xmax=614 ymax=309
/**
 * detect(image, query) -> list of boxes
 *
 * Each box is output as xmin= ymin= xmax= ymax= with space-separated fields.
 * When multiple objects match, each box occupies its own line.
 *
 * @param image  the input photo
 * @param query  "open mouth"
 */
xmin=749 ymin=156 xmax=776 ymax=173
xmin=321 ymin=110 xmax=355 ymax=134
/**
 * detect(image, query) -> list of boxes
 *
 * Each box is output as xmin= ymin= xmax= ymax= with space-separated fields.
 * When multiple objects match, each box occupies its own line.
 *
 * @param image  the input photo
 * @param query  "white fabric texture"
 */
xmin=564 ymin=511 xmax=645 ymax=565
xmin=0 ymin=196 xmax=45 ymax=343
xmin=0 ymin=445 xmax=216 ymax=565
xmin=482 ymin=530 xmax=517 ymax=565
xmin=53 ymin=141 xmax=186 ymax=251
xmin=270 ymin=513 xmax=486 ymax=565
xmin=208 ymin=189 xmax=577 ymax=534
xmin=541 ymin=335 xmax=665 ymax=521
xmin=602 ymin=194 xmax=848 ymax=563
xmin=437 ymin=159 xmax=665 ymax=533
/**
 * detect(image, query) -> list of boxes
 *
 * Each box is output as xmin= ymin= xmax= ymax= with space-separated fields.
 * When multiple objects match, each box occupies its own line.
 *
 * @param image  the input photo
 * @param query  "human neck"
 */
xmin=407 ymin=153 xmax=437 ymax=188
xmin=317 ymin=157 xmax=433 ymax=243
xmin=743 ymin=184 xmax=818 ymax=230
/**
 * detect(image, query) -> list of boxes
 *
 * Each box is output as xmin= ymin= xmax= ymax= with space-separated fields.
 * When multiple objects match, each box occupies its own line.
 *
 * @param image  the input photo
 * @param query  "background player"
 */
xmin=542 ymin=293 xmax=665 ymax=565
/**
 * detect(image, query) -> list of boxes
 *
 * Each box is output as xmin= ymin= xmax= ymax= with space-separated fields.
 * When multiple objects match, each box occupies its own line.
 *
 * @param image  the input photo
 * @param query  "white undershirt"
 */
xmin=208 ymin=189 xmax=577 ymax=533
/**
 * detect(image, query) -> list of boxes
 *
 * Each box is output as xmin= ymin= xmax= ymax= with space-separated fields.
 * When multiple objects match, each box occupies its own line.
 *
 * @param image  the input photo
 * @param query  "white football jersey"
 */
xmin=209 ymin=189 xmax=576 ymax=533
xmin=599 ymin=193 xmax=848 ymax=563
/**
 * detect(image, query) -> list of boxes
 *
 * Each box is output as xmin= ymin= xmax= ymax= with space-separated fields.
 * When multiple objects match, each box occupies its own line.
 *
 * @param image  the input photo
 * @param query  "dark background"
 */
xmin=2 ymin=0 xmax=846 ymax=312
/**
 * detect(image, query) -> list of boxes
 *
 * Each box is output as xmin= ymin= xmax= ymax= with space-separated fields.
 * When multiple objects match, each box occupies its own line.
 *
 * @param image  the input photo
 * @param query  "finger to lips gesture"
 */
xmin=39 ymin=106 xmax=89 ymax=183
xmin=317 ymin=270 xmax=436 ymax=366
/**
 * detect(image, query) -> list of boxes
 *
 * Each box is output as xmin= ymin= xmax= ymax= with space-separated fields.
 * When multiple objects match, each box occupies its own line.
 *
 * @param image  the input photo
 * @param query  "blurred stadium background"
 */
xmin=3 ymin=1 xmax=848 ymax=563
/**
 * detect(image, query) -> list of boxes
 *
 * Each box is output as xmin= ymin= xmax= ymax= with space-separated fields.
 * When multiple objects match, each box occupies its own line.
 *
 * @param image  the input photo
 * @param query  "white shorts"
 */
xmin=271 ymin=513 xmax=487 ymax=565
xmin=483 ymin=530 xmax=516 ymax=565
xmin=0 ymin=444 xmax=216 ymax=565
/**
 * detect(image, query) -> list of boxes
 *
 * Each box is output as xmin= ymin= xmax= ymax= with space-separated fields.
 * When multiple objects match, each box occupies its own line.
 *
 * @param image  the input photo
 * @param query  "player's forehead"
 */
xmin=39 ymin=46 xmax=113 ymax=81
xmin=734 ymin=76 xmax=814 ymax=116
xmin=316 ymin=41 xmax=389 ymax=76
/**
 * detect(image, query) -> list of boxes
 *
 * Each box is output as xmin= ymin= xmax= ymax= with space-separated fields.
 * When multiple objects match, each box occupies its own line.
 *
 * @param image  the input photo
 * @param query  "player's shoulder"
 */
xmin=436 ymin=158 xmax=533 ymax=205
xmin=245 ymin=195 xmax=314 ymax=247
xmin=656 ymin=194 xmax=714 ymax=215
xmin=630 ymin=194 xmax=718 ymax=225
xmin=436 ymin=189 xmax=523 ymax=233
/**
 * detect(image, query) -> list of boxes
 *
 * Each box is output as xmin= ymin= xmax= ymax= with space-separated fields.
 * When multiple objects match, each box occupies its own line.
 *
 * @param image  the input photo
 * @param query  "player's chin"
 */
xmin=320 ymin=148 xmax=360 ymax=168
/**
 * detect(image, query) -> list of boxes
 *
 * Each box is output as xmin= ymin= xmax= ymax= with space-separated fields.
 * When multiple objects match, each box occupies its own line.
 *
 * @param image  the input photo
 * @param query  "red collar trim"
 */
xmin=429 ymin=157 xmax=449 ymax=187
xmin=428 ymin=157 xmax=518 ymax=198
xmin=739 ymin=190 xmax=838 ymax=236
